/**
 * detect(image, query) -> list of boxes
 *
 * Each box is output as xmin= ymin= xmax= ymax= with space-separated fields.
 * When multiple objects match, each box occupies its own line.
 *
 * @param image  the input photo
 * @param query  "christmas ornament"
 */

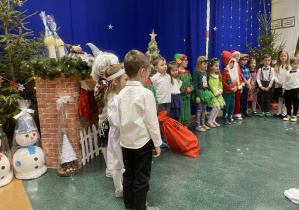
xmin=11 ymin=100 xmax=47 ymax=179
xmin=18 ymin=84 xmax=25 ymax=92
xmin=0 ymin=125 xmax=13 ymax=187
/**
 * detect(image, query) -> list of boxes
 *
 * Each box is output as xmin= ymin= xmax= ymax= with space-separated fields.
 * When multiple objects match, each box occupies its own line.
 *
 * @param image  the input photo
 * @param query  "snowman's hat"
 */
xmin=15 ymin=117 xmax=37 ymax=134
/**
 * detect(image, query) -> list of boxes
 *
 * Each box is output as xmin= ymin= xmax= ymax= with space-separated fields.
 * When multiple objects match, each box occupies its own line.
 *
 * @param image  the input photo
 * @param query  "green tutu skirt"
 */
xmin=208 ymin=95 xmax=225 ymax=108
xmin=198 ymin=89 xmax=214 ymax=105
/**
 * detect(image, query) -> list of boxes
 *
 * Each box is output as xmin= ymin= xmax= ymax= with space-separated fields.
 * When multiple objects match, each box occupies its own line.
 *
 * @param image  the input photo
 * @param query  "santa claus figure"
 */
xmin=231 ymin=50 xmax=245 ymax=120
xmin=221 ymin=51 xmax=239 ymax=125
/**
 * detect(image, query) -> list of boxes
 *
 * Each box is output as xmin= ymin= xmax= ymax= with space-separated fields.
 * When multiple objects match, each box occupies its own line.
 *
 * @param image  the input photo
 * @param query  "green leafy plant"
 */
xmin=247 ymin=6 xmax=285 ymax=68
xmin=20 ymin=55 xmax=92 ymax=80
xmin=0 ymin=84 xmax=22 ymax=140
xmin=0 ymin=0 xmax=44 ymax=142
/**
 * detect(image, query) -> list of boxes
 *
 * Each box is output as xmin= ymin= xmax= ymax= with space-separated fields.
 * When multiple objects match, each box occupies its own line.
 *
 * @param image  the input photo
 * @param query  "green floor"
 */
xmin=22 ymin=114 xmax=299 ymax=210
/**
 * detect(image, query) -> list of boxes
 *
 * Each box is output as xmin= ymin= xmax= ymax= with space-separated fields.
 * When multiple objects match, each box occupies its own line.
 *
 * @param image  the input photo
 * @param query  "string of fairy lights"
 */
xmin=218 ymin=0 xmax=271 ymax=52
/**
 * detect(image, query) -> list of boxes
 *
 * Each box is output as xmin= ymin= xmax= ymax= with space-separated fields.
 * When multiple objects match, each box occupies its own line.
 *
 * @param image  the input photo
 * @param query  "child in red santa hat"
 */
xmin=221 ymin=51 xmax=238 ymax=125
xmin=231 ymin=50 xmax=244 ymax=120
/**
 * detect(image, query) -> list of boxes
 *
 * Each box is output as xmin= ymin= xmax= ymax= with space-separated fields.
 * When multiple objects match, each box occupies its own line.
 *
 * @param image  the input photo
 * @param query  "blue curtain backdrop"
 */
xmin=19 ymin=0 xmax=271 ymax=73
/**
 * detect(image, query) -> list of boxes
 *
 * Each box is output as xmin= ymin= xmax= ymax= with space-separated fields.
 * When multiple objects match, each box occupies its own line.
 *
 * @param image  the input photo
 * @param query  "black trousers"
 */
xmin=283 ymin=88 xmax=299 ymax=116
xmin=240 ymin=87 xmax=249 ymax=114
xmin=122 ymin=140 xmax=154 ymax=210
xmin=260 ymin=81 xmax=271 ymax=112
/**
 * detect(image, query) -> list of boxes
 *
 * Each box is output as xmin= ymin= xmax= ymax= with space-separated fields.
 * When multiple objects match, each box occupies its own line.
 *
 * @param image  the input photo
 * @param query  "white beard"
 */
xmin=226 ymin=64 xmax=239 ymax=84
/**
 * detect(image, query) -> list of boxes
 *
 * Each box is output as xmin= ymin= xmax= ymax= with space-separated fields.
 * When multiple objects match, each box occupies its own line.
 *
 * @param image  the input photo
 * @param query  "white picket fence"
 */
xmin=80 ymin=124 xmax=101 ymax=165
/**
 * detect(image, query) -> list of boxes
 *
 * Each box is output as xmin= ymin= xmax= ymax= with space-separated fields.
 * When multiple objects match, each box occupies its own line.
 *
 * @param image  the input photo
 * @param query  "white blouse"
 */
xmin=274 ymin=65 xmax=288 ymax=88
xmin=170 ymin=78 xmax=182 ymax=94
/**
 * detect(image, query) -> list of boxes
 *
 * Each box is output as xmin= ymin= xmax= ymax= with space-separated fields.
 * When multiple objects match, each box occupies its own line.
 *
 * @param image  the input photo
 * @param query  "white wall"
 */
xmin=272 ymin=0 xmax=299 ymax=56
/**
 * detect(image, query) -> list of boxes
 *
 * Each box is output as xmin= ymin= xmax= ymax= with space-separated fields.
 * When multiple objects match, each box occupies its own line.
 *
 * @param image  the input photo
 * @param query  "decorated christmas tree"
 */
xmin=0 ymin=0 xmax=44 ymax=141
xmin=247 ymin=5 xmax=284 ymax=68
xmin=145 ymin=29 xmax=160 ymax=63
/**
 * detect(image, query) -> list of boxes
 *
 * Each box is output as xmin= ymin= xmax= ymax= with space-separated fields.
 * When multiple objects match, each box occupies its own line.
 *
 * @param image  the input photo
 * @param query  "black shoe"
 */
xmin=280 ymin=113 xmax=286 ymax=118
xmin=273 ymin=113 xmax=281 ymax=117
xmin=243 ymin=112 xmax=251 ymax=117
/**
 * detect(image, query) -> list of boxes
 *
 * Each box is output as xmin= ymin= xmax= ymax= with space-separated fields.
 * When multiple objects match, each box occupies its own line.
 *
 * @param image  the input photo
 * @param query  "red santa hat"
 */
xmin=230 ymin=50 xmax=240 ymax=58
xmin=222 ymin=51 xmax=235 ymax=68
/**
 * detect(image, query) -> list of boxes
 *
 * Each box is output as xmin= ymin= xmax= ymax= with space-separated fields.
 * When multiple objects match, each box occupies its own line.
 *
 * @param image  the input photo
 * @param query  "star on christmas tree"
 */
xmin=149 ymin=29 xmax=157 ymax=39
xmin=146 ymin=29 xmax=160 ymax=62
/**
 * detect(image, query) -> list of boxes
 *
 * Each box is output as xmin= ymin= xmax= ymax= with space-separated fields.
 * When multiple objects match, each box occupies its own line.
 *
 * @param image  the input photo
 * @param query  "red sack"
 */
xmin=158 ymin=111 xmax=200 ymax=158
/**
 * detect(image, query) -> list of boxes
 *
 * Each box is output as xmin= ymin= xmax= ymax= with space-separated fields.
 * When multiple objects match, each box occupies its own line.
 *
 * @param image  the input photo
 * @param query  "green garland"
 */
xmin=20 ymin=55 xmax=92 ymax=80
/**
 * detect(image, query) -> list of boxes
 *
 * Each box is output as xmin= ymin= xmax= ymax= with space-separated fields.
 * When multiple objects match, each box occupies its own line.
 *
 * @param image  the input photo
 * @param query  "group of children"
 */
xmin=92 ymin=48 xmax=299 ymax=210
xmin=149 ymin=50 xmax=299 ymax=130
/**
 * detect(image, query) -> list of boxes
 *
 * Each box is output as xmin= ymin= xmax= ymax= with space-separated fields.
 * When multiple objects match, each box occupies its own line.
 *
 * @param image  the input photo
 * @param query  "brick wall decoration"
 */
xmin=35 ymin=77 xmax=98 ymax=169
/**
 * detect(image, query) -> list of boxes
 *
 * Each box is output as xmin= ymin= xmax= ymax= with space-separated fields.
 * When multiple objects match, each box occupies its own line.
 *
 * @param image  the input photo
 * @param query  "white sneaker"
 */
xmin=115 ymin=190 xmax=123 ymax=197
xmin=147 ymin=207 xmax=159 ymax=210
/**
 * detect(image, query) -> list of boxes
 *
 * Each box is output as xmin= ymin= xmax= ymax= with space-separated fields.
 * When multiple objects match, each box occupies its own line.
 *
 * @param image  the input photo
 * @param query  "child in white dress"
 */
xmin=105 ymin=63 xmax=128 ymax=198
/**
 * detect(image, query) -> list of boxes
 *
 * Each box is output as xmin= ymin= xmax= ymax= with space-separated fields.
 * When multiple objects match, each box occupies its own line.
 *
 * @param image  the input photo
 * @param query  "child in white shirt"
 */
xmin=119 ymin=50 xmax=162 ymax=210
xmin=151 ymin=56 xmax=171 ymax=114
xmin=282 ymin=57 xmax=299 ymax=122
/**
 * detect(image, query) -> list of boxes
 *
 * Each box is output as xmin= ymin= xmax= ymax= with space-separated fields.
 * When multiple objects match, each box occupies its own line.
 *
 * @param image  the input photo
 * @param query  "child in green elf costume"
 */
xmin=174 ymin=53 xmax=194 ymax=126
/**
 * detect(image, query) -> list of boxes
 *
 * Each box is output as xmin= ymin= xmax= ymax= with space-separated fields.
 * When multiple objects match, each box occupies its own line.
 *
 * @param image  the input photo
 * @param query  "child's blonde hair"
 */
xmin=275 ymin=50 xmax=290 ymax=73
xmin=246 ymin=57 xmax=256 ymax=70
xmin=167 ymin=61 xmax=180 ymax=85
xmin=207 ymin=58 xmax=221 ymax=80
xmin=194 ymin=56 xmax=208 ymax=71
xmin=290 ymin=56 xmax=299 ymax=64
xmin=104 ymin=63 xmax=124 ymax=104
xmin=152 ymin=56 xmax=165 ymax=67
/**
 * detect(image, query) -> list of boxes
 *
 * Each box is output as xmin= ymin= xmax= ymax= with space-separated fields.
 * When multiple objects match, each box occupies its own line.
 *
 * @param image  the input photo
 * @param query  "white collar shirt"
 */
xmin=151 ymin=72 xmax=171 ymax=103
xmin=118 ymin=81 xmax=162 ymax=149
xmin=283 ymin=69 xmax=299 ymax=90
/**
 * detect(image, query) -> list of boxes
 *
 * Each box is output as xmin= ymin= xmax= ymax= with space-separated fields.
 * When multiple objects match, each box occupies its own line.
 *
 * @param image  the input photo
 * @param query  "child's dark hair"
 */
xmin=207 ymin=58 xmax=222 ymax=80
xmin=167 ymin=61 xmax=180 ymax=85
xmin=124 ymin=50 xmax=150 ymax=78
xmin=290 ymin=56 xmax=299 ymax=64
xmin=152 ymin=56 xmax=165 ymax=67
xmin=263 ymin=54 xmax=271 ymax=59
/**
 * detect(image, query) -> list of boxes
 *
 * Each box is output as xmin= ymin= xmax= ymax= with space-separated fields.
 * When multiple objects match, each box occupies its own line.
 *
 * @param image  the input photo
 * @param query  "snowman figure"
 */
xmin=12 ymin=100 xmax=47 ymax=179
xmin=0 ymin=153 xmax=13 ymax=187
xmin=13 ymin=128 xmax=47 ymax=179
xmin=0 ymin=125 xmax=13 ymax=187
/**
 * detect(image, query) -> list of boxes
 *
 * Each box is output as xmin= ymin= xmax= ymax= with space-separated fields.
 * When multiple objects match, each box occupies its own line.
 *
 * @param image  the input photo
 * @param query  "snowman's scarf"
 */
xmin=21 ymin=145 xmax=36 ymax=155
